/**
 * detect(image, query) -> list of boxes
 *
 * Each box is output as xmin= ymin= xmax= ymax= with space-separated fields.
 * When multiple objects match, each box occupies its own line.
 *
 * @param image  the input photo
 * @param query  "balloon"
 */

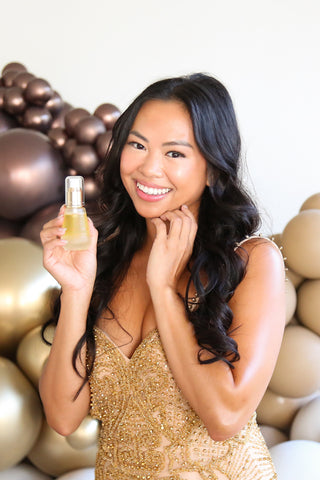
xmin=286 ymin=267 xmax=303 ymax=288
xmin=66 ymin=416 xmax=100 ymax=449
xmin=0 ymin=86 xmax=5 ymax=107
xmin=285 ymin=277 xmax=296 ymax=325
xmin=2 ymin=62 xmax=27 ymax=75
xmin=23 ymin=106 xmax=52 ymax=132
xmin=1 ymin=70 xmax=19 ymax=87
xmin=94 ymin=103 xmax=121 ymax=129
xmin=0 ymin=357 xmax=43 ymax=470
xmin=70 ymin=145 xmax=100 ymax=175
xmin=12 ymin=72 xmax=35 ymax=90
xmin=0 ymin=463 xmax=51 ymax=480
xmin=56 ymin=468 xmax=95 ymax=480
xmin=45 ymin=90 xmax=63 ymax=115
xmin=20 ymin=203 xmax=61 ymax=244
xmin=24 ymin=78 xmax=54 ymax=106
xmin=300 ymin=193 xmax=320 ymax=211
xmin=74 ymin=115 xmax=106 ymax=144
xmin=48 ymin=127 xmax=68 ymax=149
xmin=95 ymin=130 xmax=112 ymax=160
xmin=0 ymin=238 xmax=59 ymax=356
xmin=28 ymin=420 xmax=97 ymax=477
xmin=16 ymin=324 xmax=55 ymax=387
xmin=51 ymin=102 xmax=73 ymax=129
xmin=63 ymin=138 xmax=78 ymax=163
xmin=259 ymin=425 xmax=288 ymax=448
xmin=0 ymin=217 xmax=22 ymax=238
xmin=297 ymin=279 xmax=320 ymax=336
xmin=282 ymin=210 xmax=320 ymax=278
xmin=64 ymin=108 xmax=90 ymax=136
xmin=3 ymin=86 xmax=26 ymax=114
xmin=0 ymin=128 xmax=65 ymax=220
xmin=269 ymin=440 xmax=320 ymax=480
xmin=84 ymin=176 xmax=101 ymax=202
xmin=0 ymin=110 xmax=19 ymax=133
xmin=290 ymin=395 xmax=320 ymax=441
xmin=269 ymin=325 xmax=320 ymax=397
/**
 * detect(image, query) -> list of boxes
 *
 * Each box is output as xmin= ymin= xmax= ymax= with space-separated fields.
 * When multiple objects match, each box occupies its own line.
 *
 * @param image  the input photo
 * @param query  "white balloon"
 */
xmin=56 ymin=467 xmax=95 ymax=480
xmin=0 ymin=463 xmax=51 ymax=480
xmin=269 ymin=440 xmax=320 ymax=480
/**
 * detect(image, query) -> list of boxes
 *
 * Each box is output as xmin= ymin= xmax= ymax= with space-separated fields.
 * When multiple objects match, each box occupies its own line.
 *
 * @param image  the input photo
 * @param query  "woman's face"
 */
xmin=120 ymin=99 xmax=208 ymax=220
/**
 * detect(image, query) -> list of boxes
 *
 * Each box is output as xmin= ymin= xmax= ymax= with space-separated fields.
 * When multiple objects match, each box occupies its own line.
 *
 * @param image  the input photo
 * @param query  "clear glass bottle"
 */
xmin=62 ymin=176 xmax=90 ymax=251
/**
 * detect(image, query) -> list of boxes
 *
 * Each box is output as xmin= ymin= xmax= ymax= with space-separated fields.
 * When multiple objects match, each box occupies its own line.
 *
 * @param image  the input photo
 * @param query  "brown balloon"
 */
xmin=0 ymin=129 xmax=65 ymax=220
xmin=74 ymin=115 xmax=106 ymax=144
xmin=20 ymin=202 xmax=61 ymax=244
xmin=84 ymin=176 xmax=102 ymax=202
xmin=0 ymin=110 xmax=19 ymax=133
xmin=62 ymin=138 xmax=78 ymax=163
xmin=64 ymin=108 xmax=90 ymax=136
xmin=51 ymin=102 xmax=73 ymax=129
xmin=3 ymin=86 xmax=26 ymax=114
xmin=2 ymin=62 xmax=27 ymax=76
xmin=1 ymin=70 xmax=19 ymax=87
xmin=48 ymin=127 xmax=68 ymax=149
xmin=46 ymin=91 xmax=64 ymax=115
xmin=23 ymin=106 xmax=52 ymax=132
xmin=12 ymin=71 xmax=35 ymax=90
xmin=94 ymin=103 xmax=121 ymax=129
xmin=95 ymin=130 xmax=112 ymax=160
xmin=70 ymin=145 xmax=100 ymax=175
xmin=0 ymin=217 xmax=22 ymax=238
xmin=24 ymin=78 xmax=54 ymax=106
xmin=0 ymin=86 xmax=5 ymax=107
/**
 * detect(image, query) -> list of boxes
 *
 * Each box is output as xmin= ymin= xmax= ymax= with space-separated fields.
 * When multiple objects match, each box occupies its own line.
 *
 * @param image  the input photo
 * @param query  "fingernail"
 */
xmin=181 ymin=204 xmax=188 ymax=210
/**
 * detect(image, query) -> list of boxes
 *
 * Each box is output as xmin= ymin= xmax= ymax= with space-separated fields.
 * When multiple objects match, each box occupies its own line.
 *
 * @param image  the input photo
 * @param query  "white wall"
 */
xmin=2 ymin=0 xmax=320 ymax=234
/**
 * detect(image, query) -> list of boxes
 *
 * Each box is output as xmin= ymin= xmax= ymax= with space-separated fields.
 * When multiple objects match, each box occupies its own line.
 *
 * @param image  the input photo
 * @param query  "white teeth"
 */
xmin=137 ymin=182 xmax=170 ymax=195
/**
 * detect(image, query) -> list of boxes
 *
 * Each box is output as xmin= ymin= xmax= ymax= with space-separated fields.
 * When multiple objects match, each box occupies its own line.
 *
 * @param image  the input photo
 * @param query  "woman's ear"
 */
xmin=206 ymin=169 xmax=214 ymax=187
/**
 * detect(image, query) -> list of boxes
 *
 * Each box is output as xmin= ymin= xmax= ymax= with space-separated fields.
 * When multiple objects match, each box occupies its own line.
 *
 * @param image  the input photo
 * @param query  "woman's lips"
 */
xmin=135 ymin=181 xmax=172 ymax=202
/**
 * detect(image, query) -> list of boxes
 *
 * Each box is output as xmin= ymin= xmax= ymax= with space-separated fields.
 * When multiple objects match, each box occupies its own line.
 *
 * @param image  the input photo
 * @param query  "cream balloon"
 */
xmin=285 ymin=277 xmax=296 ymax=325
xmin=28 ymin=420 xmax=97 ymax=477
xmin=259 ymin=425 xmax=288 ymax=448
xmin=286 ymin=268 xmax=303 ymax=289
xmin=0 ymin=357 xmax=43 ymax=470
xmin=300 ymin=192 xmax=320 ymax=211
xmin=0 ymin=238 xmax=59 ymax=356
xmin=256 ymin=388 xmax=318 ymax=431
xmin=0 ymin=463 xmax=51 ymax=480
xmin=56 ymin=467 xmax=95 ymax=480
xmin=269 ymin=325 xmax=320 ymax=397
xmin=297 ymin=279 xmax=320 ymax=336
xmin=282 ymin=210 xmax=320 ymax=278
xmin=66 ymin=415 xmax=100 ymax=450
xmin=290 ymin=395 xmax=320 ymax=441
xmin=269 ymin=440 xmax=320 ymax=480
xmin=16 ymin=324 xmax=55 ymax=387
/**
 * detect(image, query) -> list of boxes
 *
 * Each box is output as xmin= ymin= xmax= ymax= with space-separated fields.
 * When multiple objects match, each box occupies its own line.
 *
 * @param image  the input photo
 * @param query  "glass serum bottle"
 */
xmin=62 ymin=176 xmax=90 ymax=250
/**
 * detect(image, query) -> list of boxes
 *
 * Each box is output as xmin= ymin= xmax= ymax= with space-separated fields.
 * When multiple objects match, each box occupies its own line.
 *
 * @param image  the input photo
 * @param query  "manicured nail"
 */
xmin=181 ymin=204 xmax=188 ymax=210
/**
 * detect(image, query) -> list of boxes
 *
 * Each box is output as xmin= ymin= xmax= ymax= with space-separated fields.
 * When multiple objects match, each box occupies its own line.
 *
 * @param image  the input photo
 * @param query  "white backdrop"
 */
xmin=1 ymin=0 xmax=320 ymax=234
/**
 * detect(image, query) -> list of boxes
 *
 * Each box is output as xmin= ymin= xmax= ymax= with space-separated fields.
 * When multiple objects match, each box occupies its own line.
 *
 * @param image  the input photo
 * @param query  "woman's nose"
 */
xmin=138 ymin=151 xmax=163 ymax=177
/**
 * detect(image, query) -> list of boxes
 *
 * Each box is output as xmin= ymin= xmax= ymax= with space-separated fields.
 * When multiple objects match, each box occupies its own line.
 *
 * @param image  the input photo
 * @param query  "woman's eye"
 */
xmin=167 ymin=151 xmax=185 ymax=159
xmin=128 ymin=141 xmax=145 ymax=150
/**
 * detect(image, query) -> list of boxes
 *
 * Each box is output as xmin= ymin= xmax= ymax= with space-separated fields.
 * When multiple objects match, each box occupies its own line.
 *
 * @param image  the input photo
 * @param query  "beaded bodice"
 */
xmin=89 ymin=325 xmax=276 ymax=480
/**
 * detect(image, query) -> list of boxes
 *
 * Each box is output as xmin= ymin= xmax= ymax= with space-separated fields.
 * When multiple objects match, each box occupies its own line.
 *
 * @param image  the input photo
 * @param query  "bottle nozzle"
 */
xmin=65 ymin=176 xmax=85 ymax=207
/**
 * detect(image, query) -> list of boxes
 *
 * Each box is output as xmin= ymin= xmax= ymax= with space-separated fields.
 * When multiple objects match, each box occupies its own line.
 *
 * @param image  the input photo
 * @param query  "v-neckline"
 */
xmin=94 ymin=325 xmax=158 ymax=362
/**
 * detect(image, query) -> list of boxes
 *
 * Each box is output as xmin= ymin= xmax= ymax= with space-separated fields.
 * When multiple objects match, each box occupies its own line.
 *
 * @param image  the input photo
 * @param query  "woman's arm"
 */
xmin=148 ymin=209 xmax=285 ymax=441
xmin=39 ymin=210 xmax=98 ymax=436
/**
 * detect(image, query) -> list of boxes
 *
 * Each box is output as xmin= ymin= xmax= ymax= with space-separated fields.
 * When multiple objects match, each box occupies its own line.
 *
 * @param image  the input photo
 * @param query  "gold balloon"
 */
xmin=0 ymin=238 xmax=59 ymax=356
xmin=269 ymin=325 xmax=320 ymax=397
xmin=259 ymin=425 xmax=288 ymax=448
xmin=28 ymin=420 xmax=97 ymax=477
xmin=282 ymin=210 xmax=320 ymax=278
xmin=0 ymin=357 xmax=43 ymax=470
xmin=300 ymin=192 xmax=320 ymax=212
xmin=297 ymin=279 xmax=320 ymax=336
xmin=256 ymin=388 xmax=318 ymax=431
xmin=286 ymin=267 xmax=304 ymax=288
xmin=16 ymin=324 xmax=55 ymax=388
xmin=290 ymin=395 xmax=320 ymax=441
xmin=66 ymin=415 xmax=100 ymax=450
xmin=285 ymin=277 xmax=296 ymax=325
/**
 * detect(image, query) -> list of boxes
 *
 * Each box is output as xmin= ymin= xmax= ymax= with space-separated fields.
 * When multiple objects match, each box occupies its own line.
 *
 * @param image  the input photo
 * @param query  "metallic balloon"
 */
xmin=20 ymin=203 xmax=61 ymax=244
xmin=0 ymin=110 xmax=19 ymax=133
xmin=24 ymin=78 xmax=54 ymax=106
xmin=2 ymin=62 xmax=27 ymax=76
xmin=0 ymin=129 xmax=65 ymax=220
xmin=23 ymin=106 xmax=52 ymax=132
xmin=84 ymin=176 xmax=101 ymax=202
xmin=62 ymin=138 xmax=78 ymax=163
xmin=28 ymin=420 xmax=97 ymax=477
xmin=94 ymin=103 xmax=121 ymax=129
xmin=0 ymin=217 xmax=22 ymax=238
xmin=3 ymin=86 xmax=26 ymax=114
xmin=1 ymin=70 xmax=19 ymax=87
xmin=65 ymin=108 xmax=90 ymax=136
xmin=95 ymin=130 xmax=112 ymax=160
xmin=48 ymin=127 xmax=68 ymax=149
xmin=0 ymin=357 xmax=43 ymax=470
xmin=16 ymin=324 xmax=55 ymax=387
xmin=46 ymin=91 xmax=64 ymax=115
xmin=74 ymin=115 xmax=106 ymax=144
xmin=66 ymin=416 xmax=100 ymax=450
xmin=0 ymin=238 xmax=59 ymax=356
xmin=70 ymin=145 xmax=100 ymax=175
xmin=12 ymin=71 xmax=35 ymax=90
xmin=55 ymin=468 xmax=95 ymax=480
xmin=0 ymin=86 xmax=5 ymax=108
xmin=51 ymin=102 xmax=73 ymax=129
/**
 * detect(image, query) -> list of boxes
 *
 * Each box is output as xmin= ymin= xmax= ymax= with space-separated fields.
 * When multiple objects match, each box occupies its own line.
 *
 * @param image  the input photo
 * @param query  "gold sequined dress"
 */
xmin=89 ymin=325 xmax=277 ymax=480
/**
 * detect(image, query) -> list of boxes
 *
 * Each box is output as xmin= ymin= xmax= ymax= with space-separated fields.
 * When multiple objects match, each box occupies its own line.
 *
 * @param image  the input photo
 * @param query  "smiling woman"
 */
xmin=39 ymin=73 xmax=285 ymax=480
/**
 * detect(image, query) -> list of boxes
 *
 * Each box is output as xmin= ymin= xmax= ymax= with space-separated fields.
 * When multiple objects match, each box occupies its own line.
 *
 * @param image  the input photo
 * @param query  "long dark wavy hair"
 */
xmin=45 ymin=73 xmax=260 ymax=394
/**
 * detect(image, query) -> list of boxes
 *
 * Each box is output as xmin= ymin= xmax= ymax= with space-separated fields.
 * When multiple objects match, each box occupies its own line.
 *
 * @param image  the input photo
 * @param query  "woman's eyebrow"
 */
xmin=163 ymin=140 xmax=193 ymax=149
xmin=129 ymin=130 xmax=149 ymax=142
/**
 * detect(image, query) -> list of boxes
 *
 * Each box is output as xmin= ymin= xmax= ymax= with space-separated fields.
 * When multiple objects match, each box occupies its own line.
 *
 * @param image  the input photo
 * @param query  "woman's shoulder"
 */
xmin=234 ymin=234 xmax=286 ymax=273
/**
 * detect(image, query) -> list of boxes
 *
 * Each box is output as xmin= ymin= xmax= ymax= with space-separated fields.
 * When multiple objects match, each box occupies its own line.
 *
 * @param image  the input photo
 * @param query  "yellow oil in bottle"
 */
xmin=62 ymin=209 xmax=90 ymax=251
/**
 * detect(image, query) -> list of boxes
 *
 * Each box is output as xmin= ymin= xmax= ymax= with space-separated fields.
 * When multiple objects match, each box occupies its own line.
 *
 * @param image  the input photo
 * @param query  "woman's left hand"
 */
xmin=146 ymin=205 xmax=198 ymax=292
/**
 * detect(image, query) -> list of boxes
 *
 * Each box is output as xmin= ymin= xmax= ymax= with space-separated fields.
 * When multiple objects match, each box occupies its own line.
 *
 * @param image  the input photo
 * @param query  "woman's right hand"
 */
xmin=40 ymin=206 xmax=98 ymax=294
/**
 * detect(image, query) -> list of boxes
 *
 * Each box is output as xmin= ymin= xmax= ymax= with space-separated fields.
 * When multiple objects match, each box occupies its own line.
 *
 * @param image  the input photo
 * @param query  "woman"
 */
xmin=40 ymin=73 xmax=285 ymax=479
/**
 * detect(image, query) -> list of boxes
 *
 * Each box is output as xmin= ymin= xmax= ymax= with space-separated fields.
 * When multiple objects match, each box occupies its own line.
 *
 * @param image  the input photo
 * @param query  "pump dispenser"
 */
xmin=62 ymin=176 xmax=90 ymax=250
